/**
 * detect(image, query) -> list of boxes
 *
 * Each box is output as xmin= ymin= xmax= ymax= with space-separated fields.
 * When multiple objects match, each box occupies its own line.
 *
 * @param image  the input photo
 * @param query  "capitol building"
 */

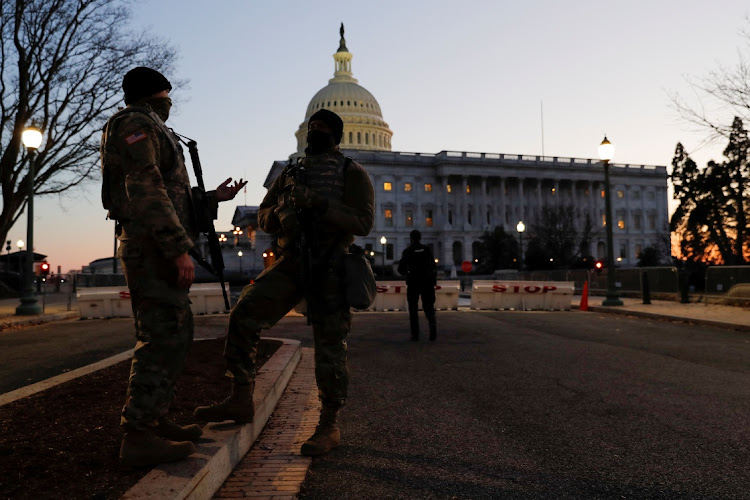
xmin=227 ymin=26 xmax=669 ymax=277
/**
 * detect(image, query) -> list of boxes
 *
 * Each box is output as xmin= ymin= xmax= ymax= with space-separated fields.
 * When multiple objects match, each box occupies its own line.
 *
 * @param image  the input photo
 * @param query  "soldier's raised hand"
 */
xmin=216 ymin=177 xmax=247 ymax=202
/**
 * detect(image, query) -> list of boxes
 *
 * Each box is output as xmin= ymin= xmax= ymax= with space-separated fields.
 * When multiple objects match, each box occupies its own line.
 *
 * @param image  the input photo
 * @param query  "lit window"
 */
xmin=466 ymin=185 xmax=471 ymax=194
xmin=602 ymin=214 xmax=607 ymax=227
xmin=384 ymin=209 xmax=393 ymax=226
xmin=404 ymin=183 xmax=412 ymax=192
xmin=618 ymin=219 xmax=625 ymax=229
xmin=617 ymin=190 xmax=625 ymax=199
xmin=383 ymin=182 xmax=392 ymax=191
xmin=405 ymin=209 xmax=413 ymax=226
xmin=446 ymin=184 xmax=452 ymax=193
xmin=552 ymin=187 xmax=556 ymax=195
xmin=601 ymin=190 xmax=606 ymax=198
xmin=425 ymin=209 xmax=433 ymax=227
xmin=424 ymin=183 xmax=432 ymax=192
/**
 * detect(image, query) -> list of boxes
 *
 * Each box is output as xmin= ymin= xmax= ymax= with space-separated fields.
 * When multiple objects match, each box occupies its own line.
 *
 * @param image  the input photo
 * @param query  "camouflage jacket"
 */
xmin=258 ymin=148 xmax=374 ymax=252
xmin=100 ymin=103 xmax=198 ymax=260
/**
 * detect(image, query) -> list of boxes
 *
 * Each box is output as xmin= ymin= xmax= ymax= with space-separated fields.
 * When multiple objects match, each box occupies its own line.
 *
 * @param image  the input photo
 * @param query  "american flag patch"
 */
xmin=125 ymin=130 xmax=147 ymax=145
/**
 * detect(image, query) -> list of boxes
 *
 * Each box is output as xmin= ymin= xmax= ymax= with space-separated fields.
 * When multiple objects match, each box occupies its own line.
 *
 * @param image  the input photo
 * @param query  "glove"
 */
xmin=274 ymin=205 xmax=299 ymax=236
xmin=291 ymin=185 xmax=327 ymax=212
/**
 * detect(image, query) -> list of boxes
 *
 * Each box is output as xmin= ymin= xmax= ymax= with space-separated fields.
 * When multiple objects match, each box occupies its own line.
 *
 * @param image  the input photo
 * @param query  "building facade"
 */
xmin=252 ymin=27 xmax=670 ymax=272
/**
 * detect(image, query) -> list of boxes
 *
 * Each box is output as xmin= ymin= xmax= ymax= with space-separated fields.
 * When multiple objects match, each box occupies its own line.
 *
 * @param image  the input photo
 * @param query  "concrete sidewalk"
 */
xmin=0 ymin=293 xmax=78 ymax=330
xmin=575 ymin=295 xmax=750 ymax=332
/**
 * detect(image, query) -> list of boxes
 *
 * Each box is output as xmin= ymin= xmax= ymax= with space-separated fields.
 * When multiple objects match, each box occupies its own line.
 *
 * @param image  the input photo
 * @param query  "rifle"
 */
xmin=286 ymin=159 xmax=316 ymax=325
xmin=174 ymin=132 xmax=230 ymax=311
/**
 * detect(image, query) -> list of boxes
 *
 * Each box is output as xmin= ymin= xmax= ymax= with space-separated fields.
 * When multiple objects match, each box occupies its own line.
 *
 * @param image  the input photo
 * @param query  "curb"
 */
xmin=0 ymin=310 xmax=79 ymax=331
xmin=121 ymin=337 xmax=302 ymax=500
xmin=576 ymin=305 xmax=750 ymax=333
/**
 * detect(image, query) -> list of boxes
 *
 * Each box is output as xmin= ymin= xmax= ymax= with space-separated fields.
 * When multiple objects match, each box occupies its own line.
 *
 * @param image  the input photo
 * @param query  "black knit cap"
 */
xmin=309 ymin=109 xmax=344 ymax=144
xmin=122 ymin=67 xmax=172 ymax=105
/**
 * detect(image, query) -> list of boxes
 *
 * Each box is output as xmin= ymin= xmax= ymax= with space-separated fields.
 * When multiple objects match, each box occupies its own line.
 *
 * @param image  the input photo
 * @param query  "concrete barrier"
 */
xmin=470 ymin=281 xmax=574 ymax=311
xmin=371 ymin=281 xmax=460 ymax=311
xmin=77 ymin=283 xmax=229 ymax=319
xmin=189 ymin=283 xmax=230 ymax=314
xmin=77 ymin=286 xmax=131 ymax=319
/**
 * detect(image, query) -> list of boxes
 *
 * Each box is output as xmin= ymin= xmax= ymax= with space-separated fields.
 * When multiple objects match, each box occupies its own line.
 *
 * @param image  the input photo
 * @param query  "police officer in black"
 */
xmin=398 ymin=229 xmax=437 ymax=341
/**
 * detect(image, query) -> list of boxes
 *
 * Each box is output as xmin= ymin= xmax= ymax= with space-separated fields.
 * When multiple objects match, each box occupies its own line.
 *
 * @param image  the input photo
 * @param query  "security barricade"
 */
xmin=470 ymin=281 xmax=574 ymax=311
xmin=189 ymin=283 xmax=231 ymax=314
xmin=78 ymin=283 xmax=229 ymax=319
xmin=371 ymin=281 xmax=460 ymax=312
xmin=77 ymin=286 xmax=132 ymax=319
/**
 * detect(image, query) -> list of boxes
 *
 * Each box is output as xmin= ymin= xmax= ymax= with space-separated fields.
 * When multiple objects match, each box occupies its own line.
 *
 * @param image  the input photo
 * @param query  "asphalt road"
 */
xmin=273 ymin=310 xmax=750 ymax=499
xmin=3 ymin=309 xmax=749 ymax=498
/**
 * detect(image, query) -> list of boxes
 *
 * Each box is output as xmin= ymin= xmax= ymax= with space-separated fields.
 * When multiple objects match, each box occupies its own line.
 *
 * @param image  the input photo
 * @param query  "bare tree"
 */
xmin=0 ymin=0 xmax=179 ymax=247
xmin=670 ymin=18 xmax=750 ymax=144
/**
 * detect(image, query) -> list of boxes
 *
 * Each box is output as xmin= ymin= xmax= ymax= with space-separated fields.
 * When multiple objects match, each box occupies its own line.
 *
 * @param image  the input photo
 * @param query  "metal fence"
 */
xmin=74 ymin=273 xmax=127 ymax=288
xmin=704 ymin=266 xmax=750 ymax=304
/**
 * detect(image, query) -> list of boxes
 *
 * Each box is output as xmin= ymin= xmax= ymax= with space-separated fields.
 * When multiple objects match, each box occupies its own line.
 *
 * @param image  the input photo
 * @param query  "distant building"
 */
xmin=243 ymin=27 xmax=670 ymax=271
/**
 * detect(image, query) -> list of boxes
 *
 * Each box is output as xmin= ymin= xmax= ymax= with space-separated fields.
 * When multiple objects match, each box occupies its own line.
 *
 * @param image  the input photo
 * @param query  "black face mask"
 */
xmin=145 ymin=97 xmax=172 ymax=122
xmin=307 ymin=130 xmax=335 ymax=153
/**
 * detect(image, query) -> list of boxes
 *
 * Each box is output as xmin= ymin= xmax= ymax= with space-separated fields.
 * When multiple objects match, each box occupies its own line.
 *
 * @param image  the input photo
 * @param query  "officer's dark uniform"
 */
xmin=398 ymin=238 xmax=437 ymax=341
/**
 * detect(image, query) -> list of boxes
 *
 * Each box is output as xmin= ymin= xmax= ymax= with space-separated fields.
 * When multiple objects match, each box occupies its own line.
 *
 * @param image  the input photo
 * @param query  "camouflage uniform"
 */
xmin=101 ymin=103 xmax=211 ymax=430
xmin=224 ymin=149 xmax=374 ymax=408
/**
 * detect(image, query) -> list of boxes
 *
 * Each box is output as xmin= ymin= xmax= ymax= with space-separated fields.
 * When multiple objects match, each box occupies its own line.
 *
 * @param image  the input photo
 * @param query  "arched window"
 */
xmin=365 ymin=133 xmax=369 ymax=145
xmin=349 ymin=132 xmax=353 ymax=143
xmin=357 ymin=132 xmax=361 ymax=144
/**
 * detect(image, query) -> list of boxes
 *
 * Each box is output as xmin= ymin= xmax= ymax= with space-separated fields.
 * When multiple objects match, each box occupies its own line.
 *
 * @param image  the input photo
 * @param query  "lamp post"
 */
xmin=233 ymin=226 xmax=243 ymax=246
xmin=16 ymin=240 xmax=24 ymax=275
xmin=237 ymin=250 xmax=243 ymax=277
xmin=16 ymin=126 xmax=43 ymax=315
xmin=380 ymin=236 xmax=387 ymax=272
xmin=516 ymin=221 xmax=525 ymax=271
xmin=598 ymin=135 xmax=623 ymax=306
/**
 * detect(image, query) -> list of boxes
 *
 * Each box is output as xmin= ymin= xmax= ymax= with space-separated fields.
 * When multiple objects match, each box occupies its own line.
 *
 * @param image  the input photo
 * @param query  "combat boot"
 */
xmin=119 ymin=428 xmax=196 ymax=468
xmin=193 ymin=382 xmax=255 ymax=423
xmin=300 ymin=405 xmax=341 ymax=457
xmin=155 ymin=416 xmax=203 ymax=441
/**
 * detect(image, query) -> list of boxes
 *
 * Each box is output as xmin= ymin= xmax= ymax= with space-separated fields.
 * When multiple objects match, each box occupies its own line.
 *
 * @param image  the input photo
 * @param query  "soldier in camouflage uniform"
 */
xmin=195 ymin=109 xmax=375 ymax=457
xmin=101 ymin=67 xmax=246 ymax=468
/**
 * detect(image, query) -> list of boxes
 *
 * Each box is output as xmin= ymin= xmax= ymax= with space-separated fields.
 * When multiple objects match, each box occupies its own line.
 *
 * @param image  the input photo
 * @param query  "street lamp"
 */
xmin=599 ymin=135 xmax=623 ymax=306
xmin=380 ymin=236 xmax=387 ymax=271
xmin=233 ymin=226 xmax=243 ymax=246
xmin=237 ymin=250 xmax=243 ymax=276
xmin=16 ymin=126 xmax=43 ymax=315
xmin=516 ymin=221 xmax=525 ymax=271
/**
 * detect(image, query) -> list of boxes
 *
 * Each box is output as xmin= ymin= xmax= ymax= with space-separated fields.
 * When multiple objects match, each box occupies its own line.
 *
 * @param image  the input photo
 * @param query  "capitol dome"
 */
xmin=295 ymin=25 xmax=393 ymax=154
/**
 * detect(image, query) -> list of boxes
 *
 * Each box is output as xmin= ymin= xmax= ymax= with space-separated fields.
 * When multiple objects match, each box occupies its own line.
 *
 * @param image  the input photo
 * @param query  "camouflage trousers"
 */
xmin=119 ymin=240 xmax=194 ymax=430
xmin=224 ymin=251 xmax=351 ymax=408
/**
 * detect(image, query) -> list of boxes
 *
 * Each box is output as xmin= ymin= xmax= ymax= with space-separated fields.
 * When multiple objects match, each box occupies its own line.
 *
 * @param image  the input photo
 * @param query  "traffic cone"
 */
xmin=579 ymin=281 xmax=589 ymax=311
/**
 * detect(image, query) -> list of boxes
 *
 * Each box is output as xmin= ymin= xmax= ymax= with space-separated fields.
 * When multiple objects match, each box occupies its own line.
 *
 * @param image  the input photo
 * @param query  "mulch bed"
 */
xmin=0 ymin=337 xmax=280 ymax=500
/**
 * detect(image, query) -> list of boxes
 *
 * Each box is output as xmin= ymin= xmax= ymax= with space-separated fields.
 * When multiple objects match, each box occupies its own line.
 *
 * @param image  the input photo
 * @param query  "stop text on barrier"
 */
xmin=491 ymin=284 xmax=558 ymax=293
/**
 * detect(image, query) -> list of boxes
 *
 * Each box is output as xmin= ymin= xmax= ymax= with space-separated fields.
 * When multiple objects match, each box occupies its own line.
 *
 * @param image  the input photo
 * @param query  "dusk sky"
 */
xmin=10 ymin=0 xmax=749 ymax=272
